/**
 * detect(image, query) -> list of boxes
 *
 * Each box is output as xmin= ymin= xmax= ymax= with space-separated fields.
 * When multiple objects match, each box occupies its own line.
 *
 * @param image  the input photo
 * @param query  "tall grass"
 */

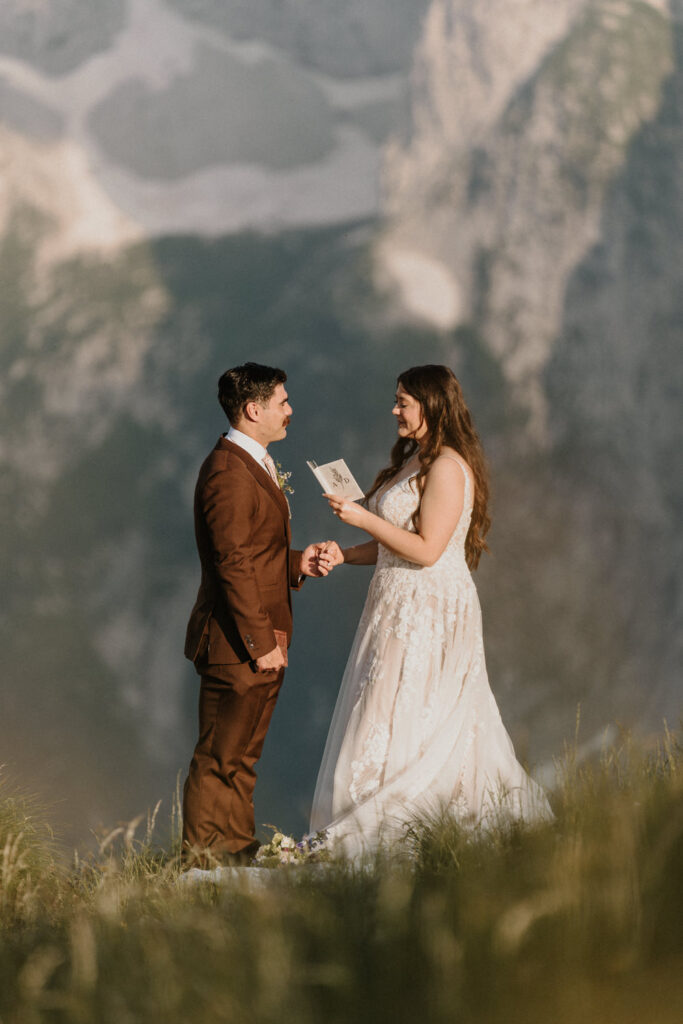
xmin=0 ymin=773 xmax=63 ymax=924
xmin=0 ymin=725 xmax=681 ymax=1024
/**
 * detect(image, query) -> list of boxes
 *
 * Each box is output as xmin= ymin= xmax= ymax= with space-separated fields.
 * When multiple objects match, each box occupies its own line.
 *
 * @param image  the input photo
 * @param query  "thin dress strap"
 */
xmin=438 ymin=454 xmax=473 ymax=507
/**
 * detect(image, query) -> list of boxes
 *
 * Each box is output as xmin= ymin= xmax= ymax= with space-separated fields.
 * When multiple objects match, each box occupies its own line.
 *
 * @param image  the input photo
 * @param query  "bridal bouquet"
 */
xmin=254 ymin=826 xmax=329 ymax=867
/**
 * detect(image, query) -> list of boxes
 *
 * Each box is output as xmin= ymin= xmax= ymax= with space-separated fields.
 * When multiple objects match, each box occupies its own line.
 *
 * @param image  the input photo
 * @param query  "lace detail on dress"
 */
xmin=349 ymin=722 xmax=390 ymax=804
xmin=372 ymin=461 xmax=472 ymax=576
xmin=357 ymin=456 xmax=477 ymax=715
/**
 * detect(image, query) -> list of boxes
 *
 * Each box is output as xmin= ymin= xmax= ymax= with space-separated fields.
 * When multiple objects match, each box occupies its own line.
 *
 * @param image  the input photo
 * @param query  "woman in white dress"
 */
xmin=310 ymin=365 xmax=552 ymax=860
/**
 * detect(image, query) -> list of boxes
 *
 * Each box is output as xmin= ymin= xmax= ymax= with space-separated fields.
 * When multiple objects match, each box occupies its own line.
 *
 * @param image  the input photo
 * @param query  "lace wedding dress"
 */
xmin=310 ymin=455 xmax=552 ymax=859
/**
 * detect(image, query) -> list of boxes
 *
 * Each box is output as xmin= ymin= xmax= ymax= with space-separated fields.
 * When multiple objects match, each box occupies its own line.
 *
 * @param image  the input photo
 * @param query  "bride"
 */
xmin=310 ymin=365 xmax=552 ymax=859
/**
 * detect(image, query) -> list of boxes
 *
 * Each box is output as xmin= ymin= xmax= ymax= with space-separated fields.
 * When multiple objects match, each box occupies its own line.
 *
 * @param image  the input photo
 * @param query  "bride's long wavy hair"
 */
xmin=366 ymin=365 xmax=491 ymax=569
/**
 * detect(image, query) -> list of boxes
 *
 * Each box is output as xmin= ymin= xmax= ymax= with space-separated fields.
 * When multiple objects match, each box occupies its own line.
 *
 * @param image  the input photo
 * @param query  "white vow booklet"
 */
xmin=307 ymin=459 xmax=365 ymax=500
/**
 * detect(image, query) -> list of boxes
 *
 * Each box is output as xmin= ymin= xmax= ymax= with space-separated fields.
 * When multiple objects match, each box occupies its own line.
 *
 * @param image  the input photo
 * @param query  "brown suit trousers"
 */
xmin=182 ymin=665 xmax=283 ymax=860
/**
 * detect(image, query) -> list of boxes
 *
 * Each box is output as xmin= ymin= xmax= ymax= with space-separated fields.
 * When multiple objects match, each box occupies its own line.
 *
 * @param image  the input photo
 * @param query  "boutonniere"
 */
xmin=275 ymin=461 xmax=293 ymax=517
xmin=274 ymin=461 xmax=294 ymax=495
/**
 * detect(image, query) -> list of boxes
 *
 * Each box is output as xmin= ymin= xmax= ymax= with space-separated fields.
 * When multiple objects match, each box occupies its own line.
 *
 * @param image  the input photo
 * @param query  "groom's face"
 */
xmin=258 ymin=383 xmax=292 ymax=445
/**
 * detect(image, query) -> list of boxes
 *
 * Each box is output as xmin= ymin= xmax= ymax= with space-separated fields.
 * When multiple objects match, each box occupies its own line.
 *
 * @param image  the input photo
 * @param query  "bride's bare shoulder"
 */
xmin=429 ymin=449 xmax=474 ymax=495
xmin=434 ymin=447 xmax=471 ymax=471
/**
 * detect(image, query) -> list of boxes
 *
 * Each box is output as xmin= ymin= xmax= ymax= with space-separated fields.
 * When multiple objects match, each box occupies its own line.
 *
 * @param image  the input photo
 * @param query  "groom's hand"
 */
xmin=300 ymin=542 xmax=330 ymax=577
xmin=255 ymin=645 xmax=286 ymax=673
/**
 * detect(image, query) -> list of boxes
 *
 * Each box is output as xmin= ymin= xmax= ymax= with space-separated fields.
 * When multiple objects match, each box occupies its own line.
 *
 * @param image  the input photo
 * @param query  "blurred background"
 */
xmin=0 ymin=0 xmax=681 ymax=849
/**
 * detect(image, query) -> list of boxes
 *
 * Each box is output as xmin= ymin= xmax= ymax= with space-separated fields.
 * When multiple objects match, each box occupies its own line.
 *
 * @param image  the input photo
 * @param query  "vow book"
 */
xmin=307 ymin=459 xmax=365 ymax=501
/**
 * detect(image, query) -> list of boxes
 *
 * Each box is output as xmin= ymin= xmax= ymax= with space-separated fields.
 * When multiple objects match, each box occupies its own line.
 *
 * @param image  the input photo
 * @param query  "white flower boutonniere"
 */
xmin=274 ymin=461 xmax=294 ymax=495
xmin=275 ymin=461 xmax=293 ymax=518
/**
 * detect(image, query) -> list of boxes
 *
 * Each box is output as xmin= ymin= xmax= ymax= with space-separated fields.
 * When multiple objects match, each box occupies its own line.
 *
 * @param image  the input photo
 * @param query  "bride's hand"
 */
xmin=324 ymin=494 xmax=368 ymax=528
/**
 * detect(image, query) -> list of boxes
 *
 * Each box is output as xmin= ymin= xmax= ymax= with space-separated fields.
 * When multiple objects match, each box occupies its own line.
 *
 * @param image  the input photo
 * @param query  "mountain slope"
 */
xmin=377 ymin=0 xmax=683 ymax=741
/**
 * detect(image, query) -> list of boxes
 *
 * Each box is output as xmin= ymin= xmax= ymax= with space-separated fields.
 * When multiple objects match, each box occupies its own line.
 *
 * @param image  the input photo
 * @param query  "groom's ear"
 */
xmin=243 ymin=400 xmax=261 ymax=423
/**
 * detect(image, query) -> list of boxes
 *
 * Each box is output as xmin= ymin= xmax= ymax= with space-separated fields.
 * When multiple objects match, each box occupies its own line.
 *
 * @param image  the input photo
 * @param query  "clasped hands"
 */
xmin=299 ymin=540 xmax=344 ymax=578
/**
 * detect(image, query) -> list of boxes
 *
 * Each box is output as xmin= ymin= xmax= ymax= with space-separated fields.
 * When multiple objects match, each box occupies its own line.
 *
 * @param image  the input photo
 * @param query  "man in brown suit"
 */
xmin=182 ymin=362 xmax=339 ymax=865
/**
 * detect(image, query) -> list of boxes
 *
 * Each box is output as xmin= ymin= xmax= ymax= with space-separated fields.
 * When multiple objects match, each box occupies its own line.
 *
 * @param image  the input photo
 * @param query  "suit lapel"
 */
xmin=218 ymin=437 xmax=290 ymax=523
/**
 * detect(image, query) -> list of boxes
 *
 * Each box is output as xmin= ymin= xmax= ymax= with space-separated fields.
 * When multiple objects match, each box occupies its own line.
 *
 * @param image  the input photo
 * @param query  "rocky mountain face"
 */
xmin=0 ymin=1 xmax=126 ymax=74
xmin=379 ymin=0 xmax=683 ymax=741
xmin=166 ymin=0 xmax=430 ymax=78
xmin=381 ymin=0 xmax=673 ymax=426
xmin=0 ymin=0 xmax=680 ymax=844
xmin=0 ymin=0 xmax=429 ymax=237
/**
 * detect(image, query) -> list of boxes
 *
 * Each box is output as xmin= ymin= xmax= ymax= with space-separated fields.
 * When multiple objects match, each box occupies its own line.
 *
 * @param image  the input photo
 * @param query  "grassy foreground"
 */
xmin=1 ymin=725 xmax=682 ymax=1024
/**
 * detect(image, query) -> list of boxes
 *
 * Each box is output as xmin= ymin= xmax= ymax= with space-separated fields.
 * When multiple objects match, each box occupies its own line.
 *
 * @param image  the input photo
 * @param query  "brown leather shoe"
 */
xmin=218 ymin=847 xmax=260 ymax=867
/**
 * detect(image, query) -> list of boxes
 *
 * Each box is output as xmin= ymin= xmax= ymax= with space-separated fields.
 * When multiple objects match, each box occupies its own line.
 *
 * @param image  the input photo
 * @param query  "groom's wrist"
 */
xmin=290 ymin=549 xmax=306 ymax=587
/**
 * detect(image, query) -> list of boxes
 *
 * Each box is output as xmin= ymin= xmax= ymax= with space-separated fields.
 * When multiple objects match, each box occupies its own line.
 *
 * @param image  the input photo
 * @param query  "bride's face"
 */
xmin=393 ymin=384 xmax=428 ymax=443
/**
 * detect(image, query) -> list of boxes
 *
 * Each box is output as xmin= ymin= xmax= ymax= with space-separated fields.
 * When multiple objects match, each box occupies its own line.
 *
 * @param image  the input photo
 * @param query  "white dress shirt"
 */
xmin=225 ymin=425 xmax=271 ymax=473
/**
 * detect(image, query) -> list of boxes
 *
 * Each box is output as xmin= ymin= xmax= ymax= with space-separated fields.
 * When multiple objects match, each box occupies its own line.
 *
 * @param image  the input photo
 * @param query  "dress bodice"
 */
xmin=371 ymin=456 xmax=473 ymax=579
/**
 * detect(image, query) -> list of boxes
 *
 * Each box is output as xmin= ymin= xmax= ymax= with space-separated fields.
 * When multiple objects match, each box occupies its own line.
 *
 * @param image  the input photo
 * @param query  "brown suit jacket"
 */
xmin=184 ymin=437 xmax=303 ymax=678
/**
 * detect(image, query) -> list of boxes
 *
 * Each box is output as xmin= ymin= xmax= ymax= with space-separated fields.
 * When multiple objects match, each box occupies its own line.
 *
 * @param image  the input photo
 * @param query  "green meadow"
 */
xmin=1 ymin=722 xmax=681 ymax=1024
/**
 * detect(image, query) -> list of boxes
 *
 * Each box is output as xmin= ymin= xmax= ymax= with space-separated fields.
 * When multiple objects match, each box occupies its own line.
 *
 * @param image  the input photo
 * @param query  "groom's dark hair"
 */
xmin=218 ymin=362 xmax=287 ymax=425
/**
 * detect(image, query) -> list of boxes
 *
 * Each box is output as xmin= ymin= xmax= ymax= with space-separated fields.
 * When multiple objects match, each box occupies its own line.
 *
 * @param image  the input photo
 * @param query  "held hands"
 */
xmin=300 ymin=541 xmax=344 ymax=578
xmin=317 ymin=540 xmax=344 ymax=570
xmin=324 ymin=494 xmax=368 ymax=529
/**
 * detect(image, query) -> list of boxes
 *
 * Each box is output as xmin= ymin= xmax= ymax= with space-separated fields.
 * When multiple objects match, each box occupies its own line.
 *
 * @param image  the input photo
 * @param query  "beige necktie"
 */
xmin=262 ymin=452 xmax=279 ymax=485
xmin=264 ymin=451 xmax=292 ymax=518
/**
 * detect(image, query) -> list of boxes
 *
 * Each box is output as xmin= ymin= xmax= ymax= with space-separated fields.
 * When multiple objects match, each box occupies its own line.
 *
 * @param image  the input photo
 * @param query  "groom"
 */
xmin=182 ymin=362 xmax=339 ymax=866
